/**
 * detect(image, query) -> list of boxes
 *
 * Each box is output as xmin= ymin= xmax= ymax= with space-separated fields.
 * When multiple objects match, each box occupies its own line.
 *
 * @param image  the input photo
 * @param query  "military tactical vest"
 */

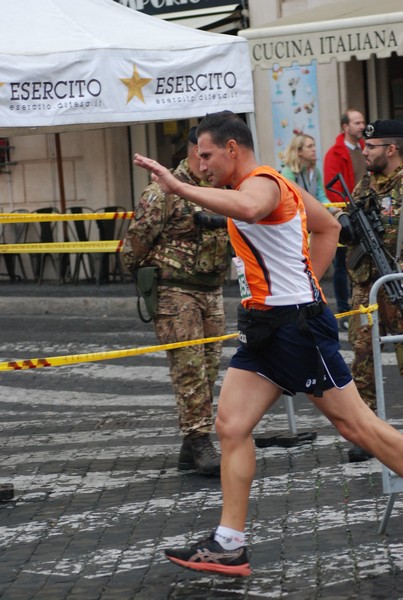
xmin=348 ymin=166 xmax=403 ymax=283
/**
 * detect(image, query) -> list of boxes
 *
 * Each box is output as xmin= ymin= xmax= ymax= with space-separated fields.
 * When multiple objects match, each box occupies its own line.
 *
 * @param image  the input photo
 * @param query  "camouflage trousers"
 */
xmin=348 ymin=281 xmax=403 ymax=411
xmin=153 ymin=286 xmax=225 ymax=436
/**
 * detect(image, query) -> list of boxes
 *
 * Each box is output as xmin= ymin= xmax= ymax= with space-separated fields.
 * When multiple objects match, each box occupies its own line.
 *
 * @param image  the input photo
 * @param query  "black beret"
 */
xmin=188 ymin=126 xmax=198 ymax=145
xmin=364 ymin=119 xmax=403 ymax=139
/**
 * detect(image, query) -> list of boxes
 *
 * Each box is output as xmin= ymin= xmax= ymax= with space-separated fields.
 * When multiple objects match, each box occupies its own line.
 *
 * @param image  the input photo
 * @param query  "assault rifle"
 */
xmin=326 ymin=173 xmax=403 ymax=316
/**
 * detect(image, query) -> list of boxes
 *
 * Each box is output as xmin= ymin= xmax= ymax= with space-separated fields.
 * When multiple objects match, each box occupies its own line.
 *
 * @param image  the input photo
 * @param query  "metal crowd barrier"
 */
xmin=369 ymin=273 xmax=403 ymax=534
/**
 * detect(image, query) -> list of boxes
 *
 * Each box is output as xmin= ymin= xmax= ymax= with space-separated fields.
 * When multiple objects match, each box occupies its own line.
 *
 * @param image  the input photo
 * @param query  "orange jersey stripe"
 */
xmin=229 ymin=166 xmax=323 ymax=308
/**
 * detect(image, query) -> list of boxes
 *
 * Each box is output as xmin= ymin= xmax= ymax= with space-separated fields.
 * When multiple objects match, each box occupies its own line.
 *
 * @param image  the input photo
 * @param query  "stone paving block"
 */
xmin=2 ymin=576 xmax=48 ymax=600
xmin=1 ymin=286 xmax=403 ymax=599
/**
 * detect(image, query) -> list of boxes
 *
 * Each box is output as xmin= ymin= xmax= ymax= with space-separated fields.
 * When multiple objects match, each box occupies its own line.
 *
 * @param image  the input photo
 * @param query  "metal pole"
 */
xmin=54 ymin=133 xmax=69 ymax=280
xmin=55 ymin=133 xmax=67 ymax=220
xmin=284 ymin=395 xmax=298 ymax=435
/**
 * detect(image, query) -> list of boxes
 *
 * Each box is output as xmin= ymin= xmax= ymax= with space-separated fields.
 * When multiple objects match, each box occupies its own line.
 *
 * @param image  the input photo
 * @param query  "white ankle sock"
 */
xmin=214 ymin=526 xmax=245 ymax=550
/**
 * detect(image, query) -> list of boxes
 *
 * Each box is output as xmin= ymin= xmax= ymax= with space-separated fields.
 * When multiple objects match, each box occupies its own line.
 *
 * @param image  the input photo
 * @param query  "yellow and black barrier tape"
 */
xmin=0 ymin=211 xmax=135 ymax=224
xmin=0 ymin=303 xmax=379 ymax=372
xmin=0 ymin=240 xmax=123 ymax=254
xmin=0 ymin=204 xmax=344 ymax=225
xmin=323 ymin=202 xmax=346 ymax=209
xmin=335 ymin=302 xmax=378 ymax=326
xmin=0 ymin=333 xmax=239 ymax=371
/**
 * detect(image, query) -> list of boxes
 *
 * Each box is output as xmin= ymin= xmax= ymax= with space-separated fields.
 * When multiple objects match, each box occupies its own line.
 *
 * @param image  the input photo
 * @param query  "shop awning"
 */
xmin=240 ymin=0 xmax=403 ymax=69
xmin=157 ymin=4 xmax=244 ymax=35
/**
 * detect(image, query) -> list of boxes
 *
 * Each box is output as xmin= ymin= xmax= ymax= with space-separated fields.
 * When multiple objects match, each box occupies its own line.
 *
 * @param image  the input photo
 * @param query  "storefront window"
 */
xmin=389 ymin=55 xmax=403 ymax=122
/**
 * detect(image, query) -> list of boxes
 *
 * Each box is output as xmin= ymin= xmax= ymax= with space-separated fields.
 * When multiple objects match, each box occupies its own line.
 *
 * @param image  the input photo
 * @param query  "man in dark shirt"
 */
xmin=324 ymin=109 xmax=366 ymax=330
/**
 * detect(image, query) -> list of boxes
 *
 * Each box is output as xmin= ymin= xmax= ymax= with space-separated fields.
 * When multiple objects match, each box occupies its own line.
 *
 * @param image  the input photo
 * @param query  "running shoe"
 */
xmin=165 ymin=531 xmax=251 ymax=577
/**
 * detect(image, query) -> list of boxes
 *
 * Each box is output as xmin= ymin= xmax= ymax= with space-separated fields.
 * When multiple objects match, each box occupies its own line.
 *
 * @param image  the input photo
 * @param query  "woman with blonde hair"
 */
xmin=281 ymin=133 xmax=327 ymax=203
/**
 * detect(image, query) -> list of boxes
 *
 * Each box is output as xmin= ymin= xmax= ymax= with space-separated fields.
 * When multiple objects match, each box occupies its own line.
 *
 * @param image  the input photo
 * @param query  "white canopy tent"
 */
xmin=0 ymin=0 xmax=255 ymax=136
xmin=0 ymin=0 xmax=255 ymax=213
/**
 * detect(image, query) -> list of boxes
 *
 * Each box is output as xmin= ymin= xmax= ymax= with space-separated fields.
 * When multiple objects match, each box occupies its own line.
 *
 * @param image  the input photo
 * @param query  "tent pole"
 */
xmin=55 ymin=133 xmax=67 ymax=217
xmin=54 ymin=132 xmax=70 ymax=281
xmin=54 ymin=131 xmax=69 ymax=287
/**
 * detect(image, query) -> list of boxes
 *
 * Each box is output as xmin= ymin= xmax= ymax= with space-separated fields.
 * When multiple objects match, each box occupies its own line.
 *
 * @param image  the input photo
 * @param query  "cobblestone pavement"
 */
xmin=0 ymin=280 xmax=402 ymax=599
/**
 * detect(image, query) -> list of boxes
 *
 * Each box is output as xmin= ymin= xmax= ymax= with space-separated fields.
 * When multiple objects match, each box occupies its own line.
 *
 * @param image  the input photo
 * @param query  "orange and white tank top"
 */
xmin=228 ymin=166 xmax=323 ymax=309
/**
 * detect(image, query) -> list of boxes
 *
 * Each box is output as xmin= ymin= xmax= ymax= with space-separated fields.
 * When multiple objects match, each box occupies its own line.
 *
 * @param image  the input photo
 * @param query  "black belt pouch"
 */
xmin=237 ymin=301 xmax=325 ymax=352
xmin=237 ymin=304 xmax=281 ymax=350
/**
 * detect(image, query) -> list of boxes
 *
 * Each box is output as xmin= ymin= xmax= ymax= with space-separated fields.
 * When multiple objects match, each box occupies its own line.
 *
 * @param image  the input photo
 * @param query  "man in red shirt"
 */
xmin=324 ymin=109 xmax=366 ymax=330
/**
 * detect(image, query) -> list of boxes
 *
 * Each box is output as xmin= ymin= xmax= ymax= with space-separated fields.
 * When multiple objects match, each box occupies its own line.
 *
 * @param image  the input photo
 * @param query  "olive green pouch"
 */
xmin=135 ymin=266 xmax=159 ymax=322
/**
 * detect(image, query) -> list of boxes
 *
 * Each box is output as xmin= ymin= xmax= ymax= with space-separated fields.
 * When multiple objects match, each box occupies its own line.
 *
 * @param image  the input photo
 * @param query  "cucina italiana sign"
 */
xmin=243 ymin=23 xmax=403 ymax=68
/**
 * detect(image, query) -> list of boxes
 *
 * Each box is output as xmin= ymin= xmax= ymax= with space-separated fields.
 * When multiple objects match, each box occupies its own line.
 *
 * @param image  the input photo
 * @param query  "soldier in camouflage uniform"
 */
xmin=122 ymin=128 xmax=231 ymax=476
xmin=346 ymin=119 xmax=403 ymax=462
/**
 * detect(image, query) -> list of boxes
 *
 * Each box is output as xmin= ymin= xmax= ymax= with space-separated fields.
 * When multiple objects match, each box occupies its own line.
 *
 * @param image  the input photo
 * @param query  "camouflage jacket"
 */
xmin=122 ymin=158 xmax=231 ymax=288
xmin=347 ymin=164 xmax=403 ymax=284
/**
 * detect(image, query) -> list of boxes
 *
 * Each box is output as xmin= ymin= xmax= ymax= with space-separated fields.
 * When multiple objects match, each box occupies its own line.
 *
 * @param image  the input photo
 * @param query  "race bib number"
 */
xmin=232 ymin=256 xmax=252 ymax=301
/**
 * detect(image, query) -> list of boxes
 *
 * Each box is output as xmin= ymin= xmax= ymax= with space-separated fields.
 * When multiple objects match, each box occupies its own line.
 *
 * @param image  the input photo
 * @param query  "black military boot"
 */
xmin=348 ymin=445 xmax=373 ymax=463
xmin=178 ymin=434 xmax=221 ymax=476
xmin=178 ymin=436 xmax=195 ymax=471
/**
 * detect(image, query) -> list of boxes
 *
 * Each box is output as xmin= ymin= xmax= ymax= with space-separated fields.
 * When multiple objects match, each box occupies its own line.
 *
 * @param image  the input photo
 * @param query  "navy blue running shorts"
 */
xmin=230 ymin=304 xmax=352 ymax=396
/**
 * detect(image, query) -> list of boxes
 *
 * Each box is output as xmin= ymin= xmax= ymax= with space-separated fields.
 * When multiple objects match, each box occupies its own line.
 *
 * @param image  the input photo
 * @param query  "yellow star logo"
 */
xmin=120 ymin=65 xmax=152 ymax=104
